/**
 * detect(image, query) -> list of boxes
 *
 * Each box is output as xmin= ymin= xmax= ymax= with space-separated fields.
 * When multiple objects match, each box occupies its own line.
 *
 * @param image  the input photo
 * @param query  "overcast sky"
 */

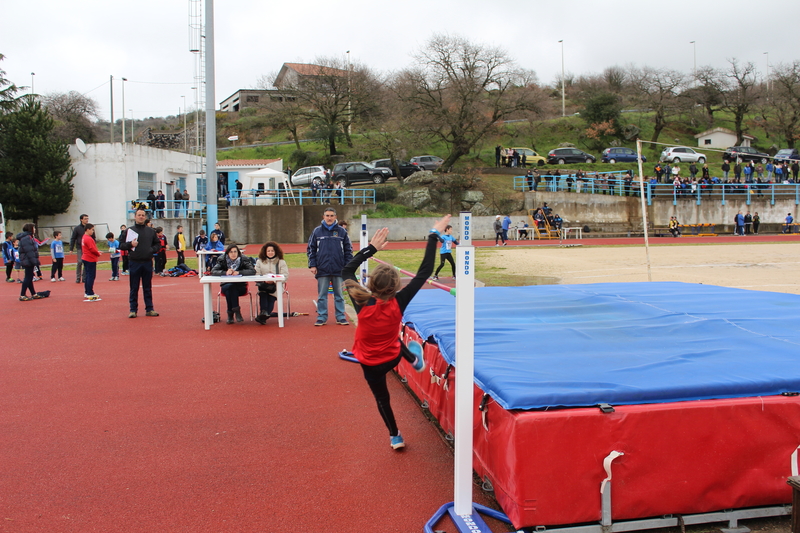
xmin=2 ymin=0 xmax=798 ymax=123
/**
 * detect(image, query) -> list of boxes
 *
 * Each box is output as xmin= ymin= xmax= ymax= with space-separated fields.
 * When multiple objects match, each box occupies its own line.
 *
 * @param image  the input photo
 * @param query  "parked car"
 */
xmin=659 ymin=146 xmax=707 ymax=164
xmin=409 ymin=155 xmax=444 ymax=170
xmin=370 ymin=159 xmax=422 ymax=178
xmin=601 ymin=147 xmax=646 ymax=164
xmin=723 ymin=146 xmax=770 ymax=164
xmin=546 ymin=147 xmax=596 ymax=165
xmin=332 ymin=162 xmax=392 ymax=186
xmin=509 ymin=147 xmax=547 ymax=166
xmin=289 ymin=165 xmax=327 ymax=187
xmin=772 ymin=148 xmax=800 ymax=164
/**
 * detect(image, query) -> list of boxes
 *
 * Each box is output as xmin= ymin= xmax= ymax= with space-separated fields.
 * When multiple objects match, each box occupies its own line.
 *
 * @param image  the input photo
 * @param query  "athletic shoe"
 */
xmin=51 ymin=278 xmax=57 ymax=282
xmin=503 ymin=242 xmax=507 ymax=246
xmin=408 ymin=340 xmax=425 ymax=372
xmin=314 ymin=320 xmax=326 ymax=326
xmin=145 ymin=310 xmax=159 ymax=317
xmin=32 ymin=294 xmax=44 ymax=300
xmin=128 ymin=312 xmax=137 ymax=318
xmin=5 ymin=278 xmax=14 ymax=283
xmin=84 ymin=295 xmax=101 ymax=302
xmin=32 ymin=277 xmax=41 ymax=281
xmin=495 ymin=243 xmax=499 ymax=247
xmin=109 ymin=277 xmax=115 ymax=281
xmin=84 ymin=294 xmax=91 ymax=298
xmin=58 ymin=277 xmax=65 ymax=281
xmin=390 ymin=433 xmax=405 ymax=450
xmin=19 ymin=296 xmax=32 ymax=301
xmin=337 ymin=320 xmax=349 ymax=326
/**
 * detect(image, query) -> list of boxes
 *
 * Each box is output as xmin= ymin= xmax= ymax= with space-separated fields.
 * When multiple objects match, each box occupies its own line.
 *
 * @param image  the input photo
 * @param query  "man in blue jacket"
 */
xmin=307 ymin=207 xmax=352 ymax=326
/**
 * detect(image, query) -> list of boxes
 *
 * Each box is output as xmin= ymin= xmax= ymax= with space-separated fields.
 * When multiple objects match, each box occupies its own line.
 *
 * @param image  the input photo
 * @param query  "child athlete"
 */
xmin=342 ymin=214 xmax=451 ymax=450
xmin=432 ymin=224 xmax=459 ymax=280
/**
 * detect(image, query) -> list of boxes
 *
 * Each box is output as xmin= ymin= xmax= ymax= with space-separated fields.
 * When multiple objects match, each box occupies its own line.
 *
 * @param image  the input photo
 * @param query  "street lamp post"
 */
xmin=122 ymin=78 xmax=127 ymax=144
xmin=181 ymin=96 xmax=187 ymax=151
xmin=690 ymin=41 xmax=696 ymax=85
xmin=30 ymin=72 xmax=35 ymax=96
xmin=558 ymin=40 xmax=565 ymax=117
xmin=129 ymin=109 xmax=134 ymax=144
xmin=764 ymin=52 xmax=771 ymax=95
xmin=109 ymin=75 xmax=114 ymax=143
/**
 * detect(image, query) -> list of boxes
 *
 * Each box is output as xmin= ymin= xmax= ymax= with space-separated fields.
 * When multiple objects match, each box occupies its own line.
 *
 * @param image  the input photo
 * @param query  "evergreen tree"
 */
xmin=0 ymin=97 xmax=75 ymax=225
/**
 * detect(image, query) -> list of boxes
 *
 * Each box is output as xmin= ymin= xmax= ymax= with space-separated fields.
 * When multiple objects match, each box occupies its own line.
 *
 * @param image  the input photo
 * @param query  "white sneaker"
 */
xmin=51 ymin=278 xmax=56 ymax=282
xmin=109 ymin=277 xmax=115 ymax=281
xmin=58 ymin=277 xmax=65 ymax=281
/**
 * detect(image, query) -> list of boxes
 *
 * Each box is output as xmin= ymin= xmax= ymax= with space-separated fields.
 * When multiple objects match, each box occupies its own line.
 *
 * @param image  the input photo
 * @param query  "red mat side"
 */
xmin=401 ymin=334 xmax=800 ymax=529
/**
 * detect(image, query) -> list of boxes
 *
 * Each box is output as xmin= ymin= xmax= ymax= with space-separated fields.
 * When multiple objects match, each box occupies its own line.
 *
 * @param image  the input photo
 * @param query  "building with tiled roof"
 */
xmin=274 ymin=62 xmax=348 ymax=89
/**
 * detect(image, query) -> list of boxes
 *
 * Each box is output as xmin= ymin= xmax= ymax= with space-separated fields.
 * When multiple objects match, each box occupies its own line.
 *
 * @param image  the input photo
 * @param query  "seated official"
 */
xmin=254 ymin=242 xmax=289 ymax=325
xmin=211 ymin=244 xmax=256 ymax=324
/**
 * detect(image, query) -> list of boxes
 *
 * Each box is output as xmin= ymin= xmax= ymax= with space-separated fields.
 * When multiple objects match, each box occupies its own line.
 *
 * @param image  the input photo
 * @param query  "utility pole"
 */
xmin=109 ymin=75 xmax=114 ymax=143
xmin=559 ymin=40 xmax=565 ymax=117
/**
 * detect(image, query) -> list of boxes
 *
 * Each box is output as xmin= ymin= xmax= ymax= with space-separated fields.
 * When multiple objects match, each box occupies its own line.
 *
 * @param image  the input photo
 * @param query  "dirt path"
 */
xmin=482 ymin=242 xmax=800 ymax=294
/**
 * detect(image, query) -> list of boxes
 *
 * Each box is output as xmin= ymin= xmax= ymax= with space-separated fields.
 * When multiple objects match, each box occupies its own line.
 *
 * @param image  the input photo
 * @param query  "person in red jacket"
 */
xmin=81 ymin=224 xmax=101 ymax=301
xmin=342 ymin=214 xmax=451 ymax=450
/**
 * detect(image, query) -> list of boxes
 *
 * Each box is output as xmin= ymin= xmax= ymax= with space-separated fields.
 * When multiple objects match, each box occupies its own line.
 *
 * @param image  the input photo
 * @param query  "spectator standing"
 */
xmin=81 ymin=224 xmax=101 ymax=301
xmin=756 ymin=163 xmax=764 ymax=180
xmin=753 ymin=212 xmax=761 ymax=234
xmin=733 ymin=162 xmax=742 ymax=182
xmin=182 ymin=189 xmax=191 ymax=215
xmin=735 ymin=211 xmax=745 ymax=236
xmin=218 ymin=173 xmax=227 ymax=198
xmin=3 ymin=232 xmax=15 ymax=283
xmin=307 ymin=207 xmax=352 ymax=326
xmin=155 ymin=190 xmax=166 ymax=218
xmin=792 ymin=162 xmax=799 ymax=181
xmin=493 ymin=215 xmax=505 ymax=246
xmin=69 ymin=214 xmax=91 ymax=284
xmin=722 ymin=161 xmax=730 ymax=181
xmin=146 ymin=190 xmax=157 ymax=216
xmin=173 ymin=225 xmax=186 ymax=266
xmin=119 ymin=225 xmax=130 ymax=275
xmin=234 ymin=180 xmax=242 ymax=206
xmin=173 ymin=189 xmax=183 ymax=217
xmin=502 ymin=215 xmax=512 ymax=243
xmin=689 ymin=163 xmax=698 ymax=180
xmin=119 ymin=208 xmax=161 ymax=318
xmin=16 ymin=223 xmax=41 ymax=301
xmin=106 ymin=232 xmax=120 ymax=281
xmin=744 ymin=212 xmax=753 ymax=235
xmin=210 ymin=222 xmax=225 ymax=245
xmin=154 ymin=227 xmax=168 ymax=276
xmin=495 ymin=145 xmax=501 ymax=168
xmin=765 ymin=161 xmax=774 ymax=180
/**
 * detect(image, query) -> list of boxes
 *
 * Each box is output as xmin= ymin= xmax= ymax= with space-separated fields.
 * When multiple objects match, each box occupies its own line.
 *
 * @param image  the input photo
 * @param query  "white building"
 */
xmin=37 ymin=143 xmax=203 ymax=235
xmin=694 ymin=128 xmax=755 ymax=149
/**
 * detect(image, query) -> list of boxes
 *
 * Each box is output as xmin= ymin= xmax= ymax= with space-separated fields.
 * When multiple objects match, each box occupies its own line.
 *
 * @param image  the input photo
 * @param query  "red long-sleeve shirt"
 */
xmin=81 ymin=234 xmax=101 ymax=262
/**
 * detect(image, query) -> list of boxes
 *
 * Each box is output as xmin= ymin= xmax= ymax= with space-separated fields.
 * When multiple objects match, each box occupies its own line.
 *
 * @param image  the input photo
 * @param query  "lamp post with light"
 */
xmin=30 ymin=72 xmax=35 ymax=96
xmin=690 ymin=41 xmax=696 ymax=86
xmin=121 ymin=78 xmax=127 ymax=143
xmin=558 ymin=40 xmax=565 ymax=117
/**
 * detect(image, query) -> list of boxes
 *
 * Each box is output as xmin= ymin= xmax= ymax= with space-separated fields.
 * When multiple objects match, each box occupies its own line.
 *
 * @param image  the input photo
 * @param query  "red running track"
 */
xmin=0 ymin=266 xmax=508 ymax=533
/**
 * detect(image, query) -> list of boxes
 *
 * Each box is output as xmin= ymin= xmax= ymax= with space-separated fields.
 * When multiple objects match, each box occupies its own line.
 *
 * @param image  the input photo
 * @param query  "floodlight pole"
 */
xmin=204 ymin=0 xmax=218 ymax=230
xmin=559 ymin=40 xmax=565 ymax=117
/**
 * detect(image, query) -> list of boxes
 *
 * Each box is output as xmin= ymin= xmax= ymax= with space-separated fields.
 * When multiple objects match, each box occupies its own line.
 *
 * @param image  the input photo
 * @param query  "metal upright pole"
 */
xmin=121 ymin=78 xmax=127 ymax=144
xmin=559 ymin=40 xmax=565 ymax=117
xmin=109 ymin=75 xmax=114 ymax=143
xmin=205 ymin=0 xmax=218 ymax=228
xmin=636 ymin=139 xmax=653 ymax=282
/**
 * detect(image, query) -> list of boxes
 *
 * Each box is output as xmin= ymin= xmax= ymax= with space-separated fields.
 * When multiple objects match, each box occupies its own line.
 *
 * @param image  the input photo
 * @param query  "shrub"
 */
xmin=374 ymin=186 xmax=398 ymax=202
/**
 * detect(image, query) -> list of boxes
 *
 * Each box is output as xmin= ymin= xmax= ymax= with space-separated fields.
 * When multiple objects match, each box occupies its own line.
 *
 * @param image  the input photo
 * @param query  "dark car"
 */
xmin=370 ymin=159 xmax=422 ymax=178
xmin=723 ymin=146 xmax=771 ymax=164
xmin=773 ymin=148 xmax=800 ymax=164
xmin=332 ymin=162 xmax=392 ymax=186
xmin=547 ymin=147 xmax=596 ymax=165
xmin=601 ymin=147 xmax=646 ymax=164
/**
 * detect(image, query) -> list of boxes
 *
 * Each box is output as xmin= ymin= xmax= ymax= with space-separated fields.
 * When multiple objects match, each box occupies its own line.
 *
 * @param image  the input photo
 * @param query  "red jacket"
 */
xmin=82 ymin=234 xmax=101 ymax=262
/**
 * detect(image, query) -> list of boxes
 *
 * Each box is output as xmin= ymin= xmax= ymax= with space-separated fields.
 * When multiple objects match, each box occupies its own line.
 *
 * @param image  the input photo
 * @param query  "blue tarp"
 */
xmin=403 ymin=282 xmax=800 ymax=410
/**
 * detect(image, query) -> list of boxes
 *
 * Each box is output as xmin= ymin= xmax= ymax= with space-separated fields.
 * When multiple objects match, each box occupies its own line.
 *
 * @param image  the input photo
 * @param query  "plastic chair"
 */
xmin=217 ymin=285 xmax=255 ymax=321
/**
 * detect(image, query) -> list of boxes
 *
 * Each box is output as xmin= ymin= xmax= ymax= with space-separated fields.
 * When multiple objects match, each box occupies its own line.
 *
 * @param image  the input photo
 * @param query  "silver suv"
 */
xmin=659 ymin=147 xmax=707 ymax=164
xmin=290 ymin=165 xmax=326 ymax=187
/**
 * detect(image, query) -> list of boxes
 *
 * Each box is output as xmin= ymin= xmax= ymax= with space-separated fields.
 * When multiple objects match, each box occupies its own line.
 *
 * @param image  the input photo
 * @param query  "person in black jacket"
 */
xmin=17 ymin=223 xmax=42 ymax=301
xmin=119 ymin=208 xmax=161 ymax=318
xmin=211 ymin=244 xmax=256 ymax=323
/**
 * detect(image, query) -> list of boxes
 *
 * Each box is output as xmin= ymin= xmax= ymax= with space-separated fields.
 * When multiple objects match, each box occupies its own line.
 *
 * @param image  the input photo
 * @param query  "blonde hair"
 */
xmin=345 ymin=263 xmax=402 ymax=305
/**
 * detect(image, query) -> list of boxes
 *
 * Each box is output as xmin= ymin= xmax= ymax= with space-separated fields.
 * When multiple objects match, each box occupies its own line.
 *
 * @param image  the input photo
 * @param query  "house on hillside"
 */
xmin=273 ymin=62 xmax=348 ymax=88
xmin=219 ymin=89 xmax=295 ymax=112
xmin=694 ymin=128 xmax=755 ymax=149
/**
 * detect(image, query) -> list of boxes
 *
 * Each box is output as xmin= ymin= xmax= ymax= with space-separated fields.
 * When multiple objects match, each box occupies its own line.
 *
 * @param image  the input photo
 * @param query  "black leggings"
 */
xmin=434 ymin=253 xmax=455 ymax=277
xmin=51 ymin=258 xmax=63 ymax=279
xmin=360 ymin=346 xmax=417 ymax=437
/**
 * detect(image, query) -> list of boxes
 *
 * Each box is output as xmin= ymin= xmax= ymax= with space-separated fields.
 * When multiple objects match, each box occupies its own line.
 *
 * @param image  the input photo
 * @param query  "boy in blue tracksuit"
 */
xmin=432 ymin=225 xmax=459 ymax=280
xmin=3 ymin=232 xmax=15 ymax=282
xmin=50 ymin=231 xmax=65 ymax=281
xmin=106 ymin=232 xmax=121 ymax=280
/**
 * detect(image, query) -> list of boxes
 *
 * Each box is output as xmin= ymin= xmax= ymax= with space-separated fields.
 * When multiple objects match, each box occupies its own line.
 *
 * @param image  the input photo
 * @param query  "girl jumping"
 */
xmin=342 ymin=215 xmax=451 ymax=450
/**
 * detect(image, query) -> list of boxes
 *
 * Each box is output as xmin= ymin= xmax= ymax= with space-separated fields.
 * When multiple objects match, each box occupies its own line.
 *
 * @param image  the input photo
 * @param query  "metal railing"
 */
xmin=230 ymin=188 xmax=376 ymax=206
xmin=514 ymin=174 xmax=800 ymax=206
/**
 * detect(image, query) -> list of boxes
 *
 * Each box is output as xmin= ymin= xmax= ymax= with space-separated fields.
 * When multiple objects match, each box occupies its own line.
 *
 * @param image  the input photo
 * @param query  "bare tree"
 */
xmin=255 ymin=73 xmax=305 ymax=151
xmin=42 ymin=91 xmax=100 ymax=143
xmin=766 ymin=61 xmax=800 ymax=148
xmin=721 ymin=59 xmax=760 ymax=145
xmin=270 ymin=58 xmax=380 ymax=156
xmin=394 ymin=34 xmax=544 ymax=171
xmin=628 ymin=66 xmax=687 ymax=144
xmin=683 ymin=66 xmax=726 ymax=127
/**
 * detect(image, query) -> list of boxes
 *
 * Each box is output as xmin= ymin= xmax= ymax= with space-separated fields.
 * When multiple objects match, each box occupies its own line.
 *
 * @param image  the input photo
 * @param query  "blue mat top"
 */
xmin=403 ymin=282 xmax=800 ymax=410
